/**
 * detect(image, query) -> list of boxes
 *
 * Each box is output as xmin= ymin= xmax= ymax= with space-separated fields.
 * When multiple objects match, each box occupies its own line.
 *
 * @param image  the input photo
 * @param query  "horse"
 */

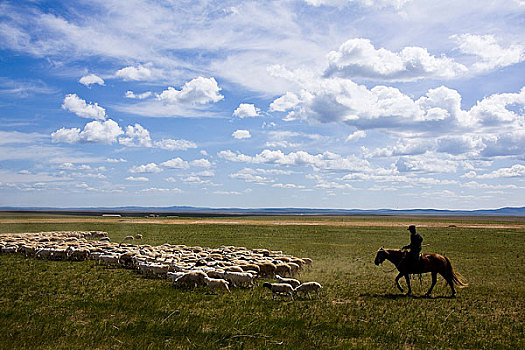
xmin=374 ymin=248 xmax=467 ymax=297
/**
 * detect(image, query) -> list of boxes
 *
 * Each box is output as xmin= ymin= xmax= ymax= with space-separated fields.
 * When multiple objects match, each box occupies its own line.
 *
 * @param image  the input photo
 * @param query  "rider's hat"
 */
xmin=407 ymin=225 xmax=416 ymax=231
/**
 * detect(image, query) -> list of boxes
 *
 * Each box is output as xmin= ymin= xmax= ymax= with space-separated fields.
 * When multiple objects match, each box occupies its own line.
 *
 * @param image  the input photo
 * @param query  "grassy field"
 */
xmin=0 ymin=215 xmax=524 ymax=349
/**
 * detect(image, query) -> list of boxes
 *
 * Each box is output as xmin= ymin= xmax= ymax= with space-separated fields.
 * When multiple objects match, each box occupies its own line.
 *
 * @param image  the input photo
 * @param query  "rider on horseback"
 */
xmin=402 ymin=225 xmax=423 ymax=272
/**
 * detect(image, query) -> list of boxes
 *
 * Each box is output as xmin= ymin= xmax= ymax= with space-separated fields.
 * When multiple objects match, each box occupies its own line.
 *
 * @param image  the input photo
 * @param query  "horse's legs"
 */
xmin=404 ymin=274 xmax=412 ymax=295
xmin=395 ymin=273 xmax=404 ymax=293
xmin=425 ymin=272 xmax=437 ymax=297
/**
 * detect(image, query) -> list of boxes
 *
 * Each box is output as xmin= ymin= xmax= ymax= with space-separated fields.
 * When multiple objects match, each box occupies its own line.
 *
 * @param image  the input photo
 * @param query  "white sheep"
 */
xmin=275 ymin=274 xmax=301 ymax=288
xmin=173 ymin=271 xmax=207 ymax=288
xmin=262 ymin=282 xmax=294 ymax=300
xmin=204 ymin=276 xmax=230 ymax=294
xmin=294 ymin=282 xmax=323 ymax=299
xmin=223 ymin=271 xmax=255 ymax=288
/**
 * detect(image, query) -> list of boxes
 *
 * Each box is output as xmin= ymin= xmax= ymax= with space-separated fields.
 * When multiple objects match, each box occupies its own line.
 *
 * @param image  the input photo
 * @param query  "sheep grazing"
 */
xmin=275 ymin=274 xmax=301 ymax=288
xmin=173 ymin=271 xmax=207 ymax=288
xmin=134 ymin=234 xmax=143 ymax=240
xmin=257 ymin=262 xmax=277 ymax=277
xmin=203 ymin=276 xmax=230 ymax=294
xmin=262 ymin=282 xmax=294 ymax=300
xmin=223 ymin=271 xmax=255 ymax=288
xmin=294 ymin=282 xmax=323 ymax=299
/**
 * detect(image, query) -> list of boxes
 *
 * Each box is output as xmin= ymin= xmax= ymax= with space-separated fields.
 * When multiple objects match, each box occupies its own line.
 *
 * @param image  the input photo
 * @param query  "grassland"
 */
xmin=0 ymin=214 xmax=523 ymax=349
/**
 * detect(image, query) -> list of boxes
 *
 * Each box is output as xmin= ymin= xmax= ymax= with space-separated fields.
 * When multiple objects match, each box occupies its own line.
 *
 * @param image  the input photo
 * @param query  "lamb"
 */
xmin=203 ymin=276 xmax=230 ymax=294
xmin=275 ymin=274 xmax=301 ymax=288
xmin=262 ymin=282 xmax=294 ymax=300
xmin=294 ymin=282 xmax=323 ymax=299
xmin=134 ymin=234 xmax=143 ymax=239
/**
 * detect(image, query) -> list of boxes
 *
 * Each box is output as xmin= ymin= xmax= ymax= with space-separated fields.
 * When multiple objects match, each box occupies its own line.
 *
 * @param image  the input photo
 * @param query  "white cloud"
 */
xmin=106 ymin=157 xmax=127 ymax=163
xmin=141 ymin=187 xmax=182 ymax=193
xmin=119 ymin=123 xmax=152 ymax=147
xmin=233 ymin=103 xmax=260 ymax=118
xmin=346 ymin=130 xmax=366 ymax=142
xmin=219 ymin=149 xmax=371 ymax=171
xmin=116 ymin=64 xmax=153 ymax=81
xmin=51 ymin=119 xmax=123 ymax=144
xmin=304 ymin=0 xmax=412 ymax=9
xmin=472 ymin=164 xmax=525 ymax=179
xmin=157 ymin=77 xmax=223 ymax=105
xmin=232 ymin=129 xmax=251 ymax=139
xmin=126 ymin=176 xmax=149 ymax=181
xmin=192 ymin=170 xmax=215 ymax=177
xmin=190 ymin=159 xmax=212 ymax=168
xmin=0 ymin=131 xmax=45 ymax=145
xmin=153 ymin=138 xmax=197 ymax=151
xmin=129 ymin=163 xmax=163 ymax=173
xmin=125 ymin=90 xmax=152 ymax=99
xmin=272 ymin=183 xmax=306 ymax=189
xmin=230 ymin=169 xmax=274 ymax=184
xmin=62 ymin=94 xmax=106 ymax=120
xmin=395 ymin=155 xmax=458 ymax=173
xmin=79 ymin=74 xmax=105 ymax=87
xmin=160 ymin=157 xmax=190 ymax=169
xmin=181 ymin=176 xmax=213 ymax=185
xmin=325 ymin=38 xmax=467 ymax=81
xmin=453 ymin=34 xmax=525 ymax=72
xmin=269 ymin=92 xmax=300 ymax=112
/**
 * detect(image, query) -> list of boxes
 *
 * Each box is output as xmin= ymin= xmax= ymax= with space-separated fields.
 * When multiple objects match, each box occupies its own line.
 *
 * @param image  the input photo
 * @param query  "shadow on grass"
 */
xmin=359 ymin=292 xmax=455 ymax=300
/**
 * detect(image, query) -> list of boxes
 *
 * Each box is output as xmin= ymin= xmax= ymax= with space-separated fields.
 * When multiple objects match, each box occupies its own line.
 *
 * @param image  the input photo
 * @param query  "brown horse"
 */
xmin=374 ymin=248 xmax=467 ymax=297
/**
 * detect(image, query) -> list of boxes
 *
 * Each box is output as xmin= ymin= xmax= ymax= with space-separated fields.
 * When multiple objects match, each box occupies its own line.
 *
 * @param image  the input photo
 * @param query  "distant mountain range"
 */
xmin=1 ymin=206 xmax=525 ymax=216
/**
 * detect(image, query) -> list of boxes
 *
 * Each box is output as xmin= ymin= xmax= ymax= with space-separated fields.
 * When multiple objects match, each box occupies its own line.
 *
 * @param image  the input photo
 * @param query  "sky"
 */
xmin=0 ymin=0 xmax=524 ymax=210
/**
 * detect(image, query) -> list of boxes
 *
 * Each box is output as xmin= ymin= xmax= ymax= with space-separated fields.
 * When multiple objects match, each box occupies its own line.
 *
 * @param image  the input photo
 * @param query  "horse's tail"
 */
xmin=444 ymin=256 xmax=468 ymax=288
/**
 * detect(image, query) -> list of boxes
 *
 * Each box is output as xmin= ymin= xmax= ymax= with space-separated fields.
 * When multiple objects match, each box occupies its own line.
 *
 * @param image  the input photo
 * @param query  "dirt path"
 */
xmin=0 ymin=217 xmax=523 ymax=229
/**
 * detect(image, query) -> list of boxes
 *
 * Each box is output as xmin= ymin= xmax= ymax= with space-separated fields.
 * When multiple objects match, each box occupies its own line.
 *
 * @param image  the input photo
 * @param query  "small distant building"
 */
xmin=102 ymin=214 xmax=121 ymax=217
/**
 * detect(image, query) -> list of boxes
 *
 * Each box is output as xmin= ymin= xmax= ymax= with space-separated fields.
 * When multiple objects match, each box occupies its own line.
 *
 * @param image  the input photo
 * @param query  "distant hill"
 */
xmin=1 ymin=206 xmax=525 ymax=216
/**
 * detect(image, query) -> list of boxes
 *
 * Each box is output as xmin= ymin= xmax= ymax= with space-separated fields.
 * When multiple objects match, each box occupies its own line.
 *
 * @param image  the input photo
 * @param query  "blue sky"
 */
xmin=1 ymin=0 xmax=524 ymax=209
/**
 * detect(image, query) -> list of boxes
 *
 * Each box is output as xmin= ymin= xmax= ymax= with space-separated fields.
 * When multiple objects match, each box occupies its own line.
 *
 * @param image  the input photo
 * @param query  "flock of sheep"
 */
xmin=0 ymin=230 xmax=322 ymax=300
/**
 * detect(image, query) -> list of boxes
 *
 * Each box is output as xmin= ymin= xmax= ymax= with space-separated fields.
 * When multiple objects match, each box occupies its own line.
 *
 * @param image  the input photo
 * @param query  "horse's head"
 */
xmin=375 ymin=248 xmax=387 ymax=265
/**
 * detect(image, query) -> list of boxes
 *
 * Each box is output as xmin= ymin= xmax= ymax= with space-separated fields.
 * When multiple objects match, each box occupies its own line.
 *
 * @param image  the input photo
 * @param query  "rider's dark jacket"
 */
xmin=403 ymin=231 xmax=423 ymax=257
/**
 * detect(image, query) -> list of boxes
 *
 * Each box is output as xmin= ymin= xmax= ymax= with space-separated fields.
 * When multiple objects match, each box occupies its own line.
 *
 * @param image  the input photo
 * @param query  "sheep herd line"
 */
xmin=0 ymin=231 xmax=322 ymax=300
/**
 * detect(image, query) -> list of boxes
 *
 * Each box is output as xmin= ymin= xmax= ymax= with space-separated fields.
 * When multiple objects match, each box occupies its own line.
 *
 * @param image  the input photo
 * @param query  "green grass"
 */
xmin=0 ymin=218 xmax=524 ymax=349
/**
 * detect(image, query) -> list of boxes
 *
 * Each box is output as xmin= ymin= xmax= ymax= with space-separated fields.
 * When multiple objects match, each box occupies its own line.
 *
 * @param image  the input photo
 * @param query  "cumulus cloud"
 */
xmin=269 ymin=92 xmax=300 ymax=112
xmin=62 ymin=94 xmax=106 ymax=120
xmin=232 ymin=129 xmax=251 ymax=139
xmin=119 ymin=123 xmax=152 ymax=147
xmin=141 ymin=187 xmax=182 ymax=193
xmin=126 ymin=176 xmax=149 ymax=181
xmin=346 ymin=130 xmax=366 ymax=142
xmin=157 ymin=77 xmax=223 ymax=105
xmin=161 ymin=157 xmax=190 ymax=169
xmin=233 ymin=103 xmax=260 ymax=118
xmin=106 ymin=158 xmax=127 ymax=163
xmin=153 ymin=138 xmax=197 ymax=151
xmin=125 ymin=90 xmax=152 ymax=99
xmin=129 ymin=163 xmax=163 ymax=173
xmin=325 ymin=38 xmax=467 ymax=81
xmin=116 ymin=64 xmax=153 ymax=81
xmin=190 ymin=159 xmax=212 ymax=168
xmin=51 ymin=119 xmax=123 ymax=144
xmin=218 ymin=149 xmax=371 ymax=171
xmin=470 ymin=164 xmax=525 ymax=179
xmin=79 ymin=74 xmax=105 ymax=87
xmin=453 ymin=34 xmax=525 ymax=72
